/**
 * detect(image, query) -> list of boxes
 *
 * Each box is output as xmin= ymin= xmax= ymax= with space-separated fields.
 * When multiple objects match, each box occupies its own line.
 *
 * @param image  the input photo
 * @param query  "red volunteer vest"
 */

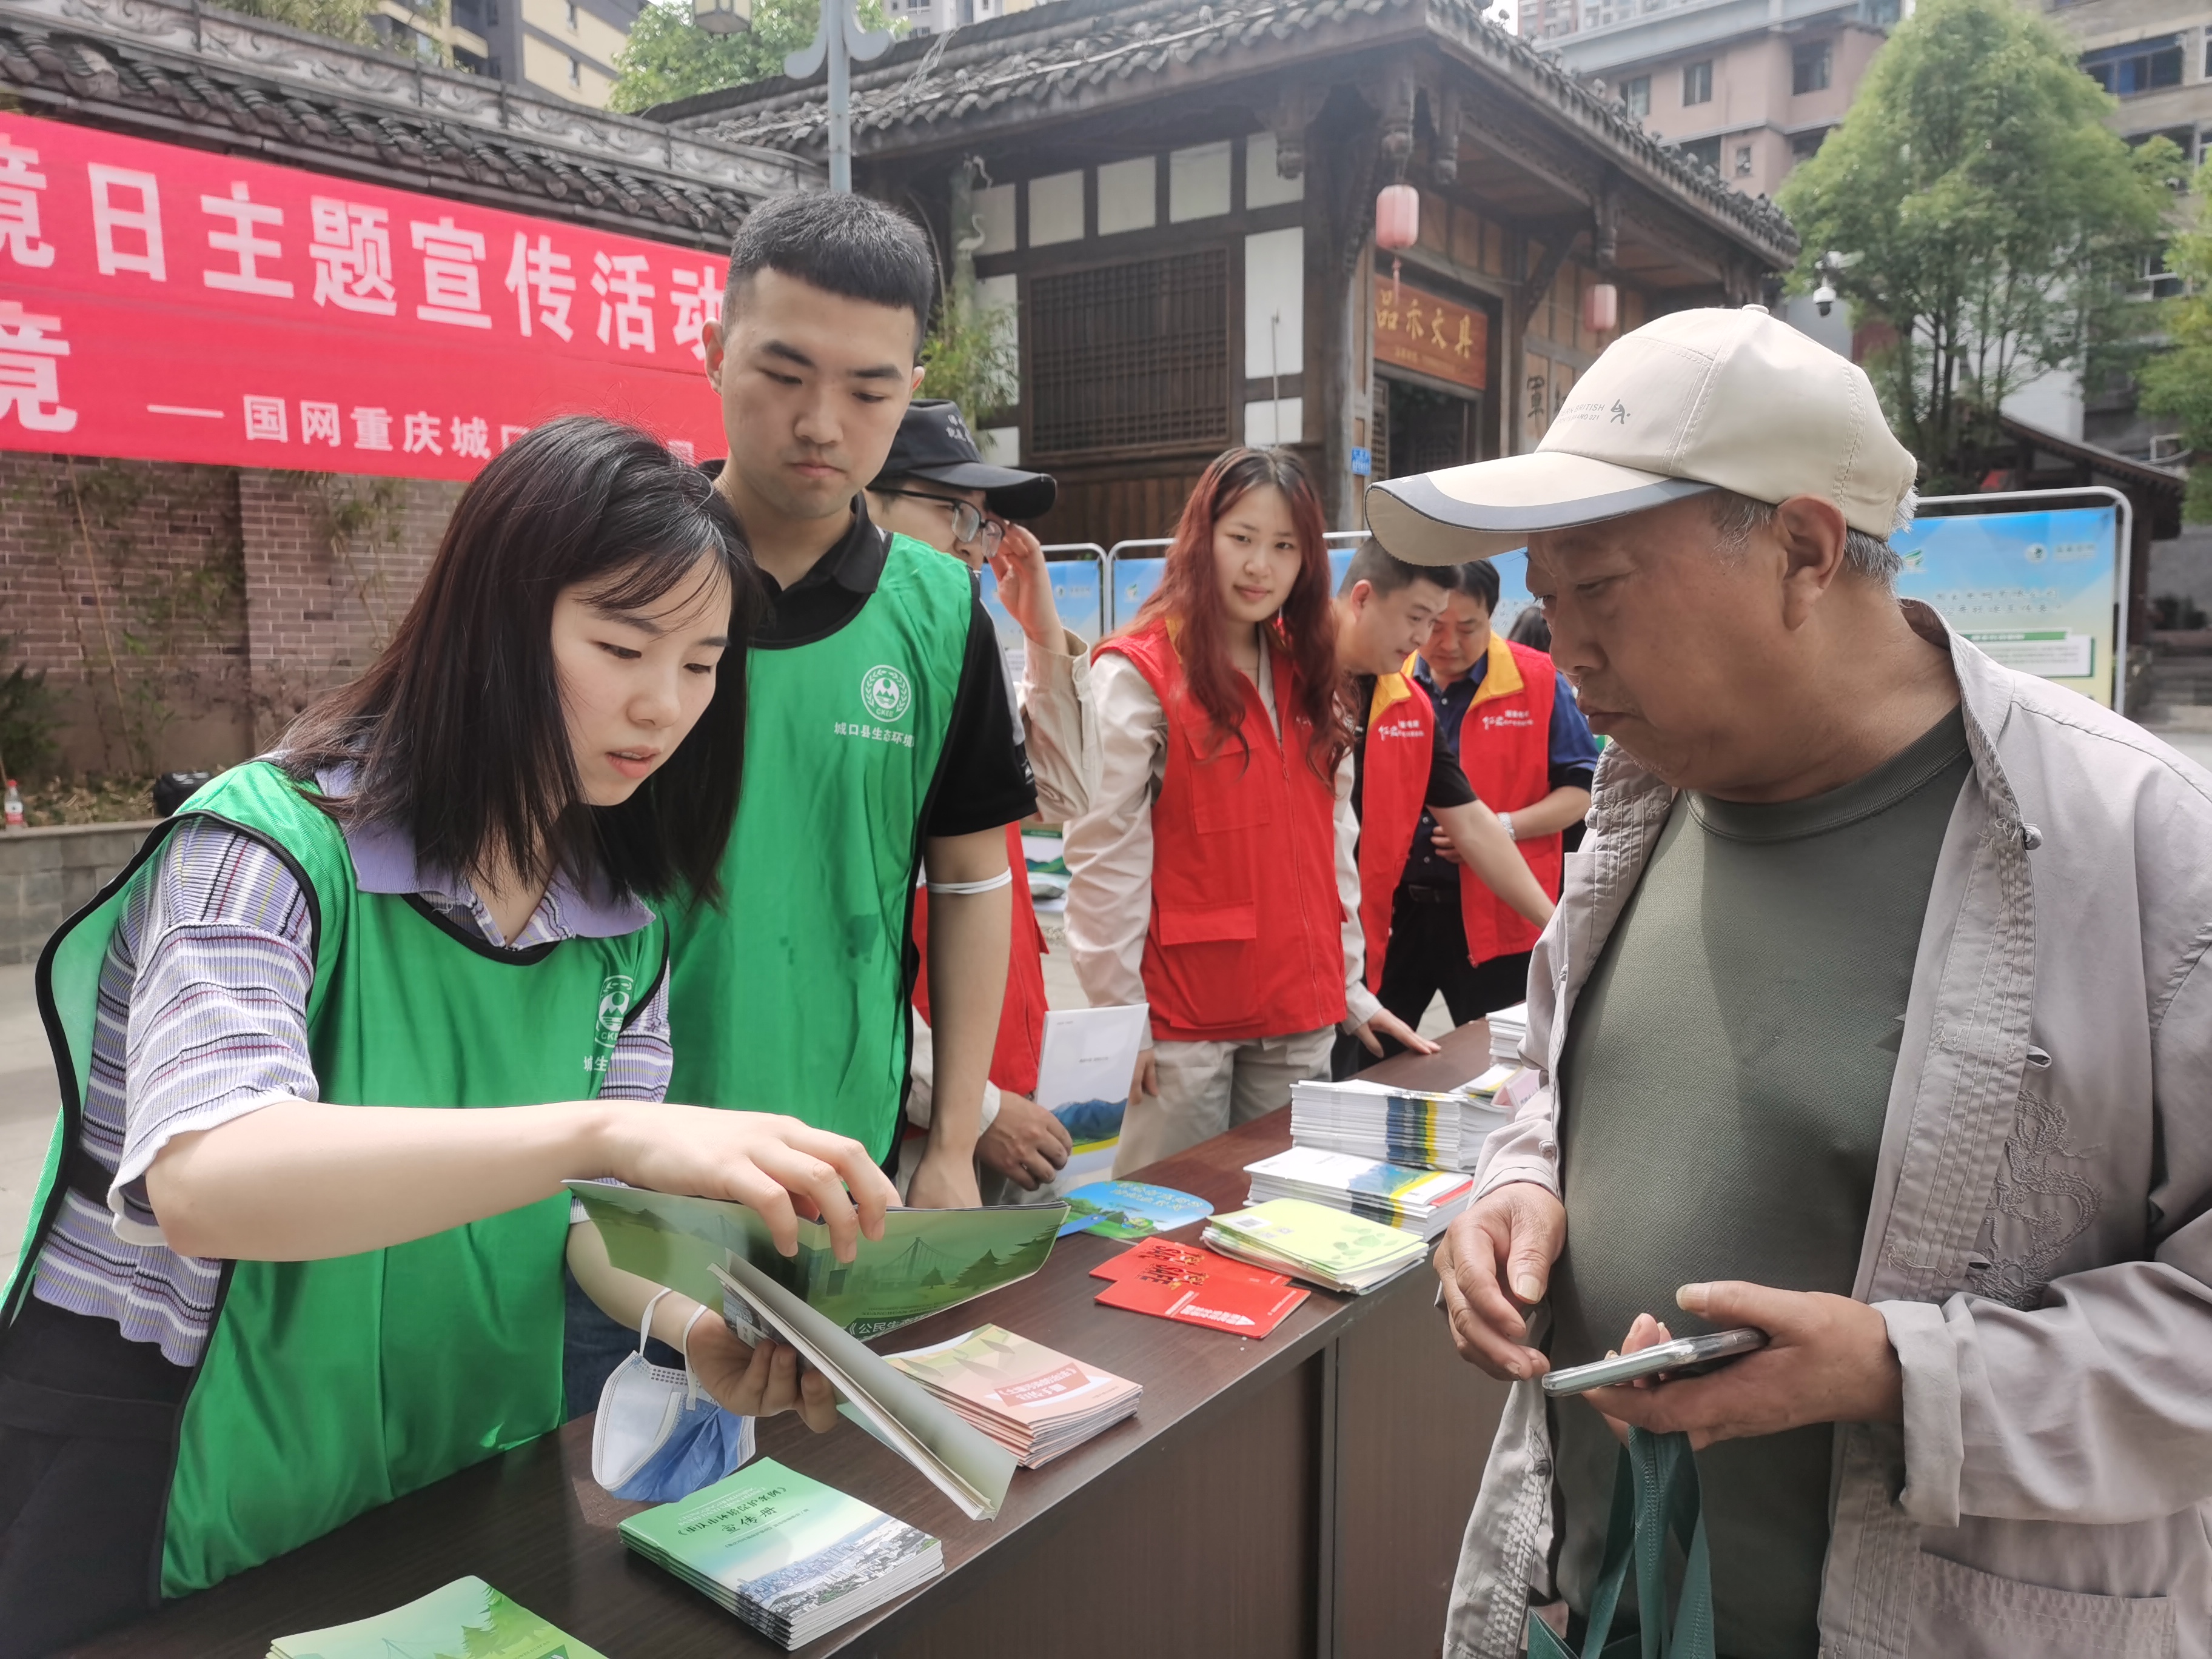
xmin=1455 ymin=635 xmax=1564 ymax=965
xmin=1098 ymin=621 xmax=1347 ymax=1045
xmin=911 ymin=819 xmax=1048 ymax=1098
xmin=1356 ymin=665 xmax=1435 ymax=993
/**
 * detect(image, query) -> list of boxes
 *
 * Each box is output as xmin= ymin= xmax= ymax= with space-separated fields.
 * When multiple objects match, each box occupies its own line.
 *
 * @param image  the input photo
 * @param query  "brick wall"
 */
xmin=0 ymin=452 xmax=461 ymax=774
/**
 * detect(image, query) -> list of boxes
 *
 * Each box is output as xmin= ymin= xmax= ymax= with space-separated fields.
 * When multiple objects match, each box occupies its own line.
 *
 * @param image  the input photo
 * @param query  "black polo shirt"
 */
xmin=706 ymin=468 xmax=1036 ymax=837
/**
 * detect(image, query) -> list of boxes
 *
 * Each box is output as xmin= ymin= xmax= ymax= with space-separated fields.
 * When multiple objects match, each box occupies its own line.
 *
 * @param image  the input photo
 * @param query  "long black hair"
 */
xmin=283 ymin=415 xmax=762 ymax=903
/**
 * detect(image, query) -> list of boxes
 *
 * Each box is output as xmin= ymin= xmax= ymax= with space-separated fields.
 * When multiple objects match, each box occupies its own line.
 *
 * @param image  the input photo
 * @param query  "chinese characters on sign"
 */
xmin=1373 ymin=274 xmax=1489 ymax=392
xmin=0 ymin=113 xmax=727 ymax=480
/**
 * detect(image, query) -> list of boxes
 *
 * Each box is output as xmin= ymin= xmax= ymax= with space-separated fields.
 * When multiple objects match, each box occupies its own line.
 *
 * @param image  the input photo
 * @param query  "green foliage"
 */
xmin=609 ymin=0 xmax=900 ymax=114
xmin=920 ymin=293 xmax=1019 ymax=427
xmin=2140 ymin=170 xmax=2212 ymax=523
xmin=1777 ymin=0 xmax=2179 ymax=492
xmin=0 ymin=642 xmax=61 ymax=785
xmin=206 ymin=0 xmax=381 ymax=48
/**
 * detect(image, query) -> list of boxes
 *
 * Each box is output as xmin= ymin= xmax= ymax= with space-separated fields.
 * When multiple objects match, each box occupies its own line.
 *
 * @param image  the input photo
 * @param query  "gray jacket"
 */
xmin=1448 ymin=606 xmax=2212 ymax=1659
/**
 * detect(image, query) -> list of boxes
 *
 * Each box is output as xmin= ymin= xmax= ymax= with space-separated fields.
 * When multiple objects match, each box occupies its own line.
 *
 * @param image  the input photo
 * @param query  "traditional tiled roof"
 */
xmin=0 ymin=0 xmax=820 ymax=247
xmin=657 ymin=0 xmax=1796 ymax=263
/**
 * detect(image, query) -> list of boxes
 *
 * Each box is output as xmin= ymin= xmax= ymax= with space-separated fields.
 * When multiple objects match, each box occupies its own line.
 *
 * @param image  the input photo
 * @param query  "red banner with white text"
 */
xmin=0 ymin=112 xmax=728 ymax=479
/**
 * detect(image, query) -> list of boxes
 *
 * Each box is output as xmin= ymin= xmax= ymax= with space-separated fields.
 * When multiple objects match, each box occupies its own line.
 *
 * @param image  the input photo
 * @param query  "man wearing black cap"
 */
xmin=870 ymin=400 xmax=1099 ymax=1201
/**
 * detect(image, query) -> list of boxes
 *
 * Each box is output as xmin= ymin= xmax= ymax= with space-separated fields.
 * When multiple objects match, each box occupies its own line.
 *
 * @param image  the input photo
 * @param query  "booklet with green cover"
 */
xmin=1202 ymin=1198 xmax=1429 ymax=1294
xmin=566 ymin=1183 xmax=1068 ymax=1339
xmin=265 ymin=1576 xmax=603 ymax=1659
xmin=619 ymin=1459 xmax=942 ymax=1650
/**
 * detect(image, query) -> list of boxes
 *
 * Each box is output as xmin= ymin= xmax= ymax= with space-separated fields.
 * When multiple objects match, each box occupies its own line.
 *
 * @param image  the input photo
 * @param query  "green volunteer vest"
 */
xmin=666 ymin=531 xmax=970 ymax=1160
xmin=1 ymin=762 xmax=665 ymax=1597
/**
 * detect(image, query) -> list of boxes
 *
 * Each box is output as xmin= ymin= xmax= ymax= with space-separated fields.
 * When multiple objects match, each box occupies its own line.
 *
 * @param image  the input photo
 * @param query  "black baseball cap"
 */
xmin=874 ymin=398 xmax=1057 ymax=522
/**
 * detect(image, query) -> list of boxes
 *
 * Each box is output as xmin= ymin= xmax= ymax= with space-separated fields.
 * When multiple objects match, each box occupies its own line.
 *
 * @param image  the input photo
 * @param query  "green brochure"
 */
xmin=265 ymin=1575 xmax=603 ymax=1658
xmin=566 ymin=1183 xmax=1068 ymax=1339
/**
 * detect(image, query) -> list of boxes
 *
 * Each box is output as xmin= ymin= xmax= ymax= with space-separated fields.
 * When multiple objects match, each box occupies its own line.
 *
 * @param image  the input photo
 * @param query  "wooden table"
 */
xmin=68 ymin=1024 xmax=1509 ymax=1659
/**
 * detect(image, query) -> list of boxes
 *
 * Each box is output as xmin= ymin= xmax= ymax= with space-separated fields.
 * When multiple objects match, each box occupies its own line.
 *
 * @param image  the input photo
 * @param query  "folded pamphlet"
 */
xmin=883 ymin=1324 xmax=1141 ymax=1468
xmin=713 ymin=1256 xmax=1016 ymax=1521
xmin=1055 ymin=1179 xmax=1212 ymax=1240
xmin=1242 ymin=1146 xmax=1473 ymax=1241
xmin=1034 ymin=1005 xmax=1150 ymax=1188
xmin=264 ymin=1576 xmax=603 ymax=1659
xmin=619 ymin=1460 xmax=942 ymax=1651
xmin=1202 ymin=1198 xmax=1430 ymax=1295
xmin=1092 ymin=1264 xmax=1309 ymax=1337
xmin=566 ymin=1181 xmax=1067 ymax=1340
xmin=1087 ymin=1236 xmax=1289 ymax=1288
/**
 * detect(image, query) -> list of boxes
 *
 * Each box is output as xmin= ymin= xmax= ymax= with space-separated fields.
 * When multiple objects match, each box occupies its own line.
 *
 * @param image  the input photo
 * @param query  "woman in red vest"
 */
xmin=1066 ymin=449 xmax=1430 ymax=1173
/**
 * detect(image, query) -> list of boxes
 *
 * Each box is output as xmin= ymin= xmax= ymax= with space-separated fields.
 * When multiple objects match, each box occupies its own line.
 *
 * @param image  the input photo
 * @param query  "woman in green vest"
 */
xmin=0 ymin=417 xmax=896 ymax=1657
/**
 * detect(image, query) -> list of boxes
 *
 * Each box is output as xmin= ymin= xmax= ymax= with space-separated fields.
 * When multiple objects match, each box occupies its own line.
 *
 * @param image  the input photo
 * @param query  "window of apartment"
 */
xmin=1790 ymin=127 xmax=1831 ymax=164
xmin=1734 ymin=143 xmax=1754 ymax=176
xmin=1792 ymin=39 xmax=1831 ymax=93
xmin=566 ymin=53 xmax=580 ymax=85
xmin=2081 ymin=37 xmax=2184 ymax=97
xmin=1683 ymin=59 xmax=1713 ymax=104
xmin=1621 ymin=75 xmax=1651 ymax=118
xmin=1683 ymin=135 xmax=1723 ymax=170
xmin=2136 ymin=248 xmax=2185 ymax=300
xmin=1030 ymin=250 xmax=1231 ymax=454
xmin=565 ymin=0 xmax=577 ymax=27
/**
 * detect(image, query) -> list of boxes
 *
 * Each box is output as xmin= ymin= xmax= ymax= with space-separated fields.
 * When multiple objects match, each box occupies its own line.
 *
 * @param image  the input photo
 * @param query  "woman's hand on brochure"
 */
xmin=1435 ymin=1181 xmax=1566 ymax=1381
xmin=687 ymin=1315 xmax=840 ymax=1433
xmin=603 ymin=1105 xmax=896 ymax=1264
xmin=1128 ymin=1051 xmax=1159 ymax=1112
xmin=979 ymin=1094 xmax=1073 ymax=1190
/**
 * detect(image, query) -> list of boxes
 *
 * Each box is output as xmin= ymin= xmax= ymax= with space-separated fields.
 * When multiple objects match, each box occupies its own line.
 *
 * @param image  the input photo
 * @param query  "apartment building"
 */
xmin=1529 ymin=0 xmax=1895 ymax=201
xmin=434 ymin=0 xmax=645 ymax=107
xmin=882 ymin=0 xmax=1042 ymax=34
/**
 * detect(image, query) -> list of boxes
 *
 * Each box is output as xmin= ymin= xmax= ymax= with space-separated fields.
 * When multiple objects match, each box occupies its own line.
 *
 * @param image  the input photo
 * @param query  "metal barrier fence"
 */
xmin=977 ymin=541 xmax=1108 ymax=648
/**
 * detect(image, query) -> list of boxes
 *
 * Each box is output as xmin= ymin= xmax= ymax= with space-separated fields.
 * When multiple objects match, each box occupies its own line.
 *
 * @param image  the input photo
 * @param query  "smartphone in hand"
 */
xmin=1539 ymin=1327 xmax=1768 ymax=1397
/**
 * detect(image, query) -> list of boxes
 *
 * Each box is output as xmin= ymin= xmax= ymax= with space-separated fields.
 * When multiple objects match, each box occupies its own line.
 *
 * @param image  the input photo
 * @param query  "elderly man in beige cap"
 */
xmin=1374 ymin=306 xmax=2212 ymax=1658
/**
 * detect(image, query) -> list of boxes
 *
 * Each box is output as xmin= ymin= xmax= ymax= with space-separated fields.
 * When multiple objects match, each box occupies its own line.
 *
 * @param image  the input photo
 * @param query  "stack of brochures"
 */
xmin=1202 ymin=1198 xmax=1430 ymax=1294
xmin=1242 ymin=1146 xmax=1473 ymax=1240
xmin=1489 ymin=1002 xmax=1529 ymax=1064
xmin=883 ymin=1324 xmax=1141 ymax=1467
xmin=1288 ymin=1078 xmax=1508 ymax=1173
xmin=266 ymin=1577 xmax=603 ymax=1659
xmin=620 ymin=1460 xmax=942 ymax=1650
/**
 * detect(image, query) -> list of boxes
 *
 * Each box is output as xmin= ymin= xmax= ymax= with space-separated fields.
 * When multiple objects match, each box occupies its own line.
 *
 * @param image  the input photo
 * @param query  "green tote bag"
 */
xmin=1529 ymin=1429 xmax=1716 ymax=1659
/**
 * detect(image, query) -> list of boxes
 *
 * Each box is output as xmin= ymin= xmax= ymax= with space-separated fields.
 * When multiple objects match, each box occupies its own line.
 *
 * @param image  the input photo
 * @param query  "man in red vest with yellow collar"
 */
xmin=1382 ymin=557 xmax=1598 ymax=1030
xmin=1332 ymin=544 xmax=1557 ymax=1074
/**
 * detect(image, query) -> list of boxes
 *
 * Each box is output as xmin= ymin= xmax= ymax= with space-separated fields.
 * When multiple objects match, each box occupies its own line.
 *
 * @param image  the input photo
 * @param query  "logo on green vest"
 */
xmin=860 ymin=663 xmax=913 ymax=724
xmin=596 ymin=975 xmax=634 ymax=1038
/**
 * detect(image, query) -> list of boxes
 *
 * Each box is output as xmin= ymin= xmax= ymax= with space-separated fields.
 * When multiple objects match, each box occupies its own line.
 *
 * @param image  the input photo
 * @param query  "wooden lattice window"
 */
xmin=1029 ymin=250 xmax=1230 ymax=454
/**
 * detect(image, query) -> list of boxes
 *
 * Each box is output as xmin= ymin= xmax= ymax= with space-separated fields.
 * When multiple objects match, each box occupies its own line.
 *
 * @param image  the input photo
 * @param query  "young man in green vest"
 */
xmin=671 ymin=192 xmax=1036 ymax=1213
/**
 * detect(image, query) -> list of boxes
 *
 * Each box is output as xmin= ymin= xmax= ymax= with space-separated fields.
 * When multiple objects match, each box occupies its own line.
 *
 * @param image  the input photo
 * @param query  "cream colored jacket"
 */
xmin=1450 ymin=605 xmax=2212 ymax=1659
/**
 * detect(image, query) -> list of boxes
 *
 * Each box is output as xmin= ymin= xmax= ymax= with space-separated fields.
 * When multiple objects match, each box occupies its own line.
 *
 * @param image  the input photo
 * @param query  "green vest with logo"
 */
xmin=666 ymin=531 xmax=971 ymax=1160
xmin=0 ymin=761 xmax=665 ymax=1596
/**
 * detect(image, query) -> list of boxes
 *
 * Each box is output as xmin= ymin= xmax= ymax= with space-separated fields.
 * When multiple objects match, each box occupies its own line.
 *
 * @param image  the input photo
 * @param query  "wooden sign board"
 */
xmin=1375 ymin=275 xmax=1489 ymax=392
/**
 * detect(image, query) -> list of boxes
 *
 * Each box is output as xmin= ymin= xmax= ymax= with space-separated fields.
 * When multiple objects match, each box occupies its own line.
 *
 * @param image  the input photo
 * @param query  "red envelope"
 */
xmin=1090 ymin=1236 xmax=1291 ymax=1288
xmin=1094 ymin=1271 xmax=1309 ymax=1338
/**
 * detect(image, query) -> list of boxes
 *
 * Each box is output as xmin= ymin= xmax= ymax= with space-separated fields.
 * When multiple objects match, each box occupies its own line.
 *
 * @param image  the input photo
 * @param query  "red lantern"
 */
xmin=1375 ymin=184 xmax=1420 ymax=252
xmin=1583 ymin=281 xmax=1620 ymax=336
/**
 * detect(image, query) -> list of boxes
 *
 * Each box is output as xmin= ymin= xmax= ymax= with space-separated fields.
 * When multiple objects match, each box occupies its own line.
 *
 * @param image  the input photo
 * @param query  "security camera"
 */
xmin=1813 ymin=281 xmax=1838 ymax=318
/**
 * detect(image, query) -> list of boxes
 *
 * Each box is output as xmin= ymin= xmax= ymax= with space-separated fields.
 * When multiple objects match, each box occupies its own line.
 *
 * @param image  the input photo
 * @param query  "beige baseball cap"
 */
xmin=1365 ymin=306 xmax=1919 ymax=565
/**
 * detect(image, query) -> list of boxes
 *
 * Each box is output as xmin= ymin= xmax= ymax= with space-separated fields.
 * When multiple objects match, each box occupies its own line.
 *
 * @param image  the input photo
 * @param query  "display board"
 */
xmin=0 ymin=112 xmax=725 ymax=479
xmin=980 ymin=555 xmax=1105 ymax=652
xmin=1891 ymin=505 xmax=2122 ymax=708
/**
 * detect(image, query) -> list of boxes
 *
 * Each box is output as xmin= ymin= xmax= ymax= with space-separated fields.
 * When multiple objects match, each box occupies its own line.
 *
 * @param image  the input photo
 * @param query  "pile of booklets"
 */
xmin=620 ymin=1460 xmax=942 ymax=1650
xmin=1090 ymin=1236 xmax=1310 ymax=1338
xmin=266 ymin=1577 xmax=603 ymax=1659
xmin=883 ymin=1324 xmax=1141 ymax=1468
xmin=1288 ymin=1077 xmax=1509 ymax=1173
xmin=1242 ymin=1146 xmax=1473 ymax=1240
xmin=1489 ymin=1001 xmax=1529 ymax=1065
xmin=1202 ymin=1198 xmax=1430 ymax=1294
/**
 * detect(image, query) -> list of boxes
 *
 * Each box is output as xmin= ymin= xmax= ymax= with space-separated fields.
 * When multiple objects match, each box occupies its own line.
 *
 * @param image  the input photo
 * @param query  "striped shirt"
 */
xmin=29 ymin=813 xmax=671 ymax=1366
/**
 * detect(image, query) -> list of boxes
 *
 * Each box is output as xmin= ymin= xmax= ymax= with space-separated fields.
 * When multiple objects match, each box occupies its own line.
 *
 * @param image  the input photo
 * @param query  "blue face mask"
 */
xmin=591 ymin=1289 xmax=756 ymax=1503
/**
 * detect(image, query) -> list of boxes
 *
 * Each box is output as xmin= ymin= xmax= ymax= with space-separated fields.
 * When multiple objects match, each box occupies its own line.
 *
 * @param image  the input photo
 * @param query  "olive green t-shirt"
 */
xmin=1548 ymin=706 xmax=1971 ymax=1657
